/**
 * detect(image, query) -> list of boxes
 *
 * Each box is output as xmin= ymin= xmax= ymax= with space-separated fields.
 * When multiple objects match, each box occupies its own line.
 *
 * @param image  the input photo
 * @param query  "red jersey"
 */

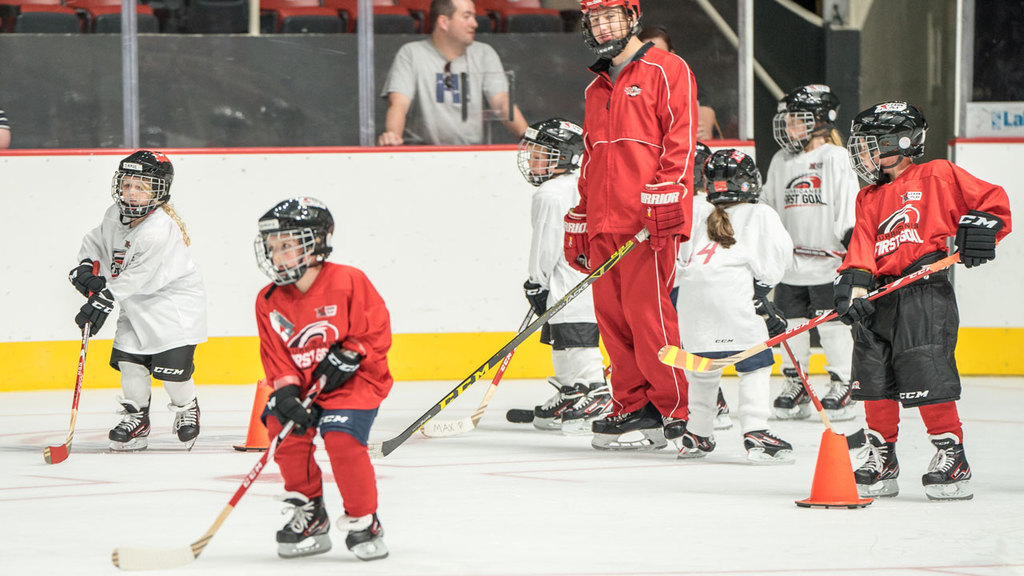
xmin=841 ymin=160 xmax=1012 ymax=276
xmin=579 ymin=44 xmax=698 ymax=237
xmin=255 ymin=263 xmax=394 ymax=410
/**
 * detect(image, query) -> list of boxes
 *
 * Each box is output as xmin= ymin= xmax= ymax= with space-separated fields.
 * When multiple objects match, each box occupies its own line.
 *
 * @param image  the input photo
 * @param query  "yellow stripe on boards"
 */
xmin=1 ymin=327 xmax=1022 ymax=391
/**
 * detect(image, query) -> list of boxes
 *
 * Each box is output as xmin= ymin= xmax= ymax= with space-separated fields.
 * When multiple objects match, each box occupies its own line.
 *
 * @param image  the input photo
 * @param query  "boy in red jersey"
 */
xmin=838 ymin=102 xmax=1011 ymax=501
xmin=564 ymin=0 xmax=697 ymax=452
xmin=254 ymin=197 xmax=391 ymax=560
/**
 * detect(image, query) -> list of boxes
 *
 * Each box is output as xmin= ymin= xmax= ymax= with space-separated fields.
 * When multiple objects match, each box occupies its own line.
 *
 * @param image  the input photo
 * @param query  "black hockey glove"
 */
xmin=267 ymin=384 xmax=317 ymax=435
xmin=752 ymin=280 xmax=786 ymax=337
xmin=833 ymin=269 xmax=875 ymax=326
xmin=69 ymin=259 xmax=105 ymax=297
xmin=523 ymin=280 xmax=549 ymax=316
xmin=955 ymin=210 xmax=1003 ymax=268
xmin=312 ymin=338 xmax=366 ymax=394
xmin=75 ymin=289 xmax=114 ymax=336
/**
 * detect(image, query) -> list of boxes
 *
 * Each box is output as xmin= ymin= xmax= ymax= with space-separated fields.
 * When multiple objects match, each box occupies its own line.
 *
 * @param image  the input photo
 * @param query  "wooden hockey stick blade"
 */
xmin=375 ymin=229 xmax=649 ymax=458
xmin=112 ymin=542 xmax=199 ymax=571
xmin=660 ymin=252 xmax=962 ymax=372
xmin=421 ymin=309 xmax=534 ymax=438
xmin=44 ymin=317 xmax=91 ymax=464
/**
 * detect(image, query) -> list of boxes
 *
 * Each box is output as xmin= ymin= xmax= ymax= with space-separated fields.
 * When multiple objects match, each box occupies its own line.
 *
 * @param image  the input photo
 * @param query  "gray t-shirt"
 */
xmin=381 ymin=39 xmax=509 ymax=145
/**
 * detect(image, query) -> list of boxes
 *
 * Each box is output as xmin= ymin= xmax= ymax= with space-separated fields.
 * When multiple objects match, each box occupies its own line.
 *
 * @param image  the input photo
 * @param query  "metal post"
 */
xmin=737 ymin=0 xmax=753 ymax=141
xmin=955 ymin=0 xmax=974 ymax=140
xmin=121 ymin=0 xmax=140 ymax=149
xmin=357 ymin=0 xmax=375 ymax=146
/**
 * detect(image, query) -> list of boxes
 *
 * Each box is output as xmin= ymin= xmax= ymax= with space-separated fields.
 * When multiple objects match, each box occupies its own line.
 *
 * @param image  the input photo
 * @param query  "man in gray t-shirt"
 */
xmin=379 ymin=0 xmax=527 ymax=146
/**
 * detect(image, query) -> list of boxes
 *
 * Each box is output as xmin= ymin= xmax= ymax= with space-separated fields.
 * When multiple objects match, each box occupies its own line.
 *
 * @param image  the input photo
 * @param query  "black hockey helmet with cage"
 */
xmin=772 ymin=84 xmax=840 ymax=153
xmin=517 ymin=118 xmax=584 ymax=186
xmin=580 ymin=0 xmax=642 ymax=59
xmin=254 ymin=197 xmax=335 ymax=286
xmin=847 ymin=101 xmax=928 ymax=183
xmin=703 ymin=149 xmax=762 ymax=205
xmin=111 ymin=150 xmax=174 ymax=222
xmin=693 ymin=141 xmax=712 ymax=193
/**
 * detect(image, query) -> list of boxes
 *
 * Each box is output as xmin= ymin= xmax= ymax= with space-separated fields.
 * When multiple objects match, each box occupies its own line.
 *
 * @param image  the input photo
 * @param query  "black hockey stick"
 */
xmin=658 ymin=252 xmax=960 ymax=372
xmin=111 ymin=377 xmax=326 ymax=571
xmin=369 ymin=228 xmax=650 ymax=458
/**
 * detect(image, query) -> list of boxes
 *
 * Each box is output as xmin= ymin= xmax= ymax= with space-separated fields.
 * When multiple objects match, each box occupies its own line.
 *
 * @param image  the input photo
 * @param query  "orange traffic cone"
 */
xmin=796 ymin=430 xmax=873 ymax=509
xmin=232 ymin=379 xmax=273 ymax=452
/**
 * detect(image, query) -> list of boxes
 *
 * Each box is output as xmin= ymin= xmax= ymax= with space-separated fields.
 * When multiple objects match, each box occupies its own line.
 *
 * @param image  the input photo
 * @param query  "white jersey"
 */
xmin=527 ymin=172 xmax=596 ymax=325
xmin=77 ymin=205 xmax=207 ymax=355
xmin=762 ymin=143 xmax=858 ymax=285
xmin=675 ymin=199 xmax=793 ymax=353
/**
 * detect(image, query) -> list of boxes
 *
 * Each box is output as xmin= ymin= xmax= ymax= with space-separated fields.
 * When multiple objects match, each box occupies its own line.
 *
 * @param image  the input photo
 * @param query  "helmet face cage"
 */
xmin=704 ymin=149 xmax=762 ymax=205
xmin=847 ymin=101 xmax=928 ymax=184
xmin=772 ymin=110 xmax=817 ymax=153
xmin=516 ymin=119 xmax=584 ymax=186
xmin=254 ymin=228 xmax=322 ymax=286
xmin=580 ymin=0 xmax=642 ymax=59
xmin=111 ymin=150 xmax=173 ymax=221
xmin=846 ymin=134 xmax=883 ymax=183
xmin=772 ymin=85 xmax=839 ymax=153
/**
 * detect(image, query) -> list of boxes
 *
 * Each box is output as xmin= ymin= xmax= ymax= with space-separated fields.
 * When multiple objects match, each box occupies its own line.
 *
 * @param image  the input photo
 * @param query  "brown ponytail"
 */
xmin=706 ymin=204 xmax=736 ymax=249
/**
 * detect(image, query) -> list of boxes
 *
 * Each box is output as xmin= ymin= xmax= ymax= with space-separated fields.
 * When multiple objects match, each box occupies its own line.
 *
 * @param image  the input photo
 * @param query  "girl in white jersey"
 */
xmin=674 ymin=149 xmax=795 ymax=464
xmin=70 ymin=151 xmax=207 ymax=451
xmin=761 ymin=85 xmax=860 ymax=422
xmin=517 ymin=118 xmax=609 ymax=434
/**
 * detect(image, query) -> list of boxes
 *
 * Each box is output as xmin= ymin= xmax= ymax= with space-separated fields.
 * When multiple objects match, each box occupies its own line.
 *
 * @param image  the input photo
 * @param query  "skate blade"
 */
xmin=857 ymin=478 xmax=899 ymax=498
xmin=109 ymin=437 xmax=148 ymax=452
xmin=559 ymin=419 xmax=591 ymax=436
xmin=278 ymin=535 xmax=332 ymax=558
xmin=925 ymin=480 xmax=973 ymax=501
xmin=771 ymin=405 xmax=813 ymax=420
xmin=823 ymin=405 xmax=858 ymax=422
xmin=713 ymin=414 xmax=733 ymax=430
xmin=532 ymin=417 xmax=561 ymax=431
xmin=591 ymin=430 xmax=667 ymax=451
xmin=350 ymin=538 xmax=389 ymax=561
xmin=676 ymin=448 xmax=710 ymax=459
xmin=745 ymin=448 xmax=795 ymax=465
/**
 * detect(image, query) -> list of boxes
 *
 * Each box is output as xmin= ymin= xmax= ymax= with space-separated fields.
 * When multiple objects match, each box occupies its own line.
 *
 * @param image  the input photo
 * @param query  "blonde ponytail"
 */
xmin=161 ymin=203 xmax=191 ymax=246
xmin=826 ymin=127 xmax=844 ymax=147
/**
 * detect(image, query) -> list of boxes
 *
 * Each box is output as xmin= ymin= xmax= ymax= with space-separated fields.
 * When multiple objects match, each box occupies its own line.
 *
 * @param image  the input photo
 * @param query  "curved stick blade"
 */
xmin=112 ymin=546 xmax=196 ymax=571
xmin=657 ymin=346 xmax=716 ymax=372
xmin=420 ymin=416 xmax=474 ymax=438
xmin=43 ymin=444 xmax=69 ymax=464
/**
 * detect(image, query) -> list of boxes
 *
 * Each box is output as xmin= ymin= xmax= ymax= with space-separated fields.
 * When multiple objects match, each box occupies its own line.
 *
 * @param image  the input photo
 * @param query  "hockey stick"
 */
xmin=369 ymin=228 xmax=650 ymax=458
xmin=779 ymin=340 xmax=831 ymax=430
xmin=794 ymin=246 xmax=846 ymax=259
xmin=658 ymin=252 xmax=960 ymax=373
xmin=111 ymin=376 xmax=326 ymax=571
xmin=420 ymin=307 xmax=535 ymax=438
xmin=44 ymin=261 xmax=100 ymax=465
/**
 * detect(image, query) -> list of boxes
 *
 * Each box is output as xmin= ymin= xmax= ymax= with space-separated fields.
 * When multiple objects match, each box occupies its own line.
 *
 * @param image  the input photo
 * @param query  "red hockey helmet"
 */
xmin=580 ymin=0 xmax=642 ymax=59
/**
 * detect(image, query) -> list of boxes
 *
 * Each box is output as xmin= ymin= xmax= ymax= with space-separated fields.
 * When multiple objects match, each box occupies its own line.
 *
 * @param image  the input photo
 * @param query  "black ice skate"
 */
xmin=854 ymin=430 xmax=900 ymax=498
xmin=674 ymin=427 xmax=716 ymax=459
xmin=560 ymin=383 xmax=613 ymax=435
xmin=533 ymin=378 xmax=587 ymax=431
xmin=340 ymin=512 xmax=389 ymax=561
xmin=276 ymin=493 xmax=332 ymax=558
xmin=591 ymin=403 xmax=667 ymax=451
xmin=714 ymin=388 xmax=733 ymax=430
xmin=922 ymin=433 xmax=973 ymax=501
xmin=820 ymin=372 xmax=857 ymax=422
xmin=772 ymin=368 xmax=812 ymax=420
xmin=743 ymin=429 xmax=794 ymax=464
xmin=109 ymin=398 xmax=151 ymax=451
xmin=169 ymin=398 xmax=200 ymax=450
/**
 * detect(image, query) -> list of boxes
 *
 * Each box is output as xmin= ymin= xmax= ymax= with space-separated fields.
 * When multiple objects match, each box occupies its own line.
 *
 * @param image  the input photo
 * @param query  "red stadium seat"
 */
xmin=259 ymin=0 xmax=344 ymax=33
xmin=322 ymin=0 xmax=415 ymax=33
xmin=13 ymin=4 xmax=82 ymax=32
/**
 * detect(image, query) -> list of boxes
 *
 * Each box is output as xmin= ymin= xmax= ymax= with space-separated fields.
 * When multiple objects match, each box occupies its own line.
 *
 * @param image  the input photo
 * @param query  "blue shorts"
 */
xmin=317 ymin=407 xmax=379 ymax=446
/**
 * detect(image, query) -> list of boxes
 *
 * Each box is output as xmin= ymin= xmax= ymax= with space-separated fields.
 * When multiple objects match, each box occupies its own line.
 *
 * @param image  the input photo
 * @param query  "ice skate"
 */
xmin=673 ymin=427 xmax=715 ymax=459
xmin=820 ymin=372 xmax=857 ymax=422
xmin=854 ymin=430 xmax=900 ymax=498
xmin=922 ymin=433 xmax=973 ymax=501
xmin=109 ymin=398 xmax=150 ymax=451
xmin=340 ymin=513 xmax=389 ymax=561
xmin=276 ymin=493 xmax=331 ymax=558
xmin=743 ymin=429 xmax=794 ymax=464
xmin=533 ymin=378 xmax=587 ymax=431
xmin=560 ymin=383 xmax=613 ymax=435
xmin=591 ymin=403 xmax=667 ymax=451
xmin=714 ymin=388 xmax=732 ymax=430
xmin=168 ymin=398 xmax=200 ymax=450
xmin=772 ymin=368 xmax=812 ymax=420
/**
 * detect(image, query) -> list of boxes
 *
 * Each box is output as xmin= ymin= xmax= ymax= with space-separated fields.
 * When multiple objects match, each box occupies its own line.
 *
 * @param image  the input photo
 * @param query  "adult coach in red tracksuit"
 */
xmin=254 ymin=198 xmax=391 ymax=561
xmin=838 ymin=102 xmax=1011 ymax=501
xmin=564 ymin=0 xmax=697 ymax=452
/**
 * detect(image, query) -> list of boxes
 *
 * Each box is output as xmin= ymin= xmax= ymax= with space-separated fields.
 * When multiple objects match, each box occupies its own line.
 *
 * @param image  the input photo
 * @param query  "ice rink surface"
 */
xmin=3 ymin=376 xmax=1023 ymax=576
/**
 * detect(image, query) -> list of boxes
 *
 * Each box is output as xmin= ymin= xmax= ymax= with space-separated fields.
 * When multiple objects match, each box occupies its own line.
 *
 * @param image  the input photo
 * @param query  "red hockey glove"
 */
xmin=642 ymin=183 xmax=687 ymax=251
xmin=563 ymin=209 xmax=590 ymax=273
